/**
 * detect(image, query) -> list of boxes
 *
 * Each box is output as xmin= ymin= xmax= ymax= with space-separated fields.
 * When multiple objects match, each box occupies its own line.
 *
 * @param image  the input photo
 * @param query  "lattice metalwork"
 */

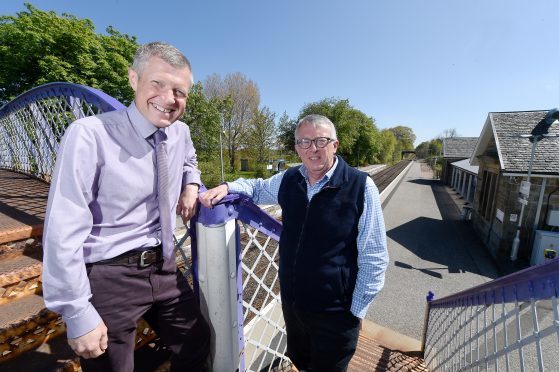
xmin=0 ymin=83 xmax=124 ymax=182
xmin=424 ymin=260 xmax=559 ymax=372
xmin=174 ymin=228 xmax=193 ymax=286
xmin=238 ymin=221 xmax=290 ymax=372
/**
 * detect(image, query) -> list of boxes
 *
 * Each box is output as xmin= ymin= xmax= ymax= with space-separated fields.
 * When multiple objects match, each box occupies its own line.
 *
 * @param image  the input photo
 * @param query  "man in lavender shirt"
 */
xmin=42 ymin=42 xmax=210 ymax=371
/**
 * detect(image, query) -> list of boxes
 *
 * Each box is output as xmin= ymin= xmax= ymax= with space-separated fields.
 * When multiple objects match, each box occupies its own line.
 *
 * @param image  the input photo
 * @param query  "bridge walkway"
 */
xmin=0 ymin=170 xmax=48 ymax=244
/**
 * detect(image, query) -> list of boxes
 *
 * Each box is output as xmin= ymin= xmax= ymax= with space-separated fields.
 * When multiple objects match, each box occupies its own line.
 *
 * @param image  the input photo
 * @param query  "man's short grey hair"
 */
xmin=295 ymin=114 xmax=338 ymax=139
xmin=131 ymin=42 xmax=193 ymax=83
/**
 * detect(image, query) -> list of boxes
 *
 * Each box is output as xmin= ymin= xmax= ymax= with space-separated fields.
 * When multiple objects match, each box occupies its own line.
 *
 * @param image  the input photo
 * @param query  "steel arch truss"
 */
xmin=0 ymin=82 xmax=124 ymax=182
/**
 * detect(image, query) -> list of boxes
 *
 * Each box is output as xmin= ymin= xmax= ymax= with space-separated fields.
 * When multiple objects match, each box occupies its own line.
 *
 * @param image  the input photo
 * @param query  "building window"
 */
xmin=479 ymin=170 xmax=498 ymax=221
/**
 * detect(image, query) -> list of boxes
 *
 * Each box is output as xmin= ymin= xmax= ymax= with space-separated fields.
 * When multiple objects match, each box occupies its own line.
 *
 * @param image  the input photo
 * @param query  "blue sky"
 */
xmin=2 ymin=0 xmax=559 ymax=146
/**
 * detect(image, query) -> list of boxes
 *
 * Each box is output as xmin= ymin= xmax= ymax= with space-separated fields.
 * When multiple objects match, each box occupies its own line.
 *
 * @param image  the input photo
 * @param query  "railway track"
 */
xmin=371 ymin=159 xmax=413 ymax=192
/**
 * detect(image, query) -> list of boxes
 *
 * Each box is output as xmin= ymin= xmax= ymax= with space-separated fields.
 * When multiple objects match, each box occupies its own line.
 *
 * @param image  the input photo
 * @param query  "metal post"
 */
xmin=196 ymin=204 xmax=244 ymax=371
xmin=219 ymin=124 xmax=225 ymax=183
xmin=531 ymin=178 xmax=547 ymax=244
xmin=451 ymin=167 xmax=456 ymax=189
xmin=462 ymin=172 xmax=466 ymax=195
xmin=452 ymin=169 xmax=457 ymax=189
xmin=511 ymin=137 xmax=538 ymax=261
xmin=466 ymin=174 xmax=473 ymax=203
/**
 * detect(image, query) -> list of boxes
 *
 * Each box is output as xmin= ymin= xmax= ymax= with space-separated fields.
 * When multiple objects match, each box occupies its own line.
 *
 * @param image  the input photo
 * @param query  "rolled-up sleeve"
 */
xmin=42 ymin=123 xmax=102 ymax=338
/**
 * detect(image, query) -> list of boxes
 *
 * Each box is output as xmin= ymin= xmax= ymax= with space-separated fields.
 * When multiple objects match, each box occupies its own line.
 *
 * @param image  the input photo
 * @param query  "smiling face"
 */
xmin=128 ymin=56 xmax=192 ymax=128
xmin=295 ymin=121 xmax=339 ymax=185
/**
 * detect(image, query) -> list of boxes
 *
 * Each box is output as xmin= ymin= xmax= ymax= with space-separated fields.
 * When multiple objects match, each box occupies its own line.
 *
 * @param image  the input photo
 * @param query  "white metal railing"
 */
xmin=194 ymin=194 xmax=289 ymax=371
xmin=423 ymin=259 xmax=559 ymax=371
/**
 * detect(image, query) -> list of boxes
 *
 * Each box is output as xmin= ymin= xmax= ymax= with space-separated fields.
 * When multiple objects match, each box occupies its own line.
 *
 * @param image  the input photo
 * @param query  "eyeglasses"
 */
xmin=295 ymin=137 xmax=335 ymax=149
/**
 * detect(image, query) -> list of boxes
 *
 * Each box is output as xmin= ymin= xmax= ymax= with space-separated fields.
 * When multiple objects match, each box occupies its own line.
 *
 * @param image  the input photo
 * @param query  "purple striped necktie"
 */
xmin=153 ymin=129 xmax=173 ymax=259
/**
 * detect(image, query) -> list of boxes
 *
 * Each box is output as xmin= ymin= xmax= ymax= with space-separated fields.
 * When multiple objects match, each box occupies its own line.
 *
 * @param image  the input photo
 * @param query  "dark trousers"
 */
xmin=282 ymin=302 xmax=360 ymax=372
xmin=80 ymin=259 xmax=210 ymax=372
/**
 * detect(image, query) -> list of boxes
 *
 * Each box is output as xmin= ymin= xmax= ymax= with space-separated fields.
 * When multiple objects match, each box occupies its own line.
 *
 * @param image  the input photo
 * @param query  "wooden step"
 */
xmin=0 ymin=294 xmax=64 ymax=364
xmin=0 ymin=330 xmax=77 ymax=371
xmin=0 ymin=245 xmax=190 ymax=368
xmin=0 ymin=256 xmax=43 ymax=306
xmin=0 ymin=170 xmax=49 ymax=244
xmin=349 ymin=333 xmax=427 ymax=371
xmin=0 ymin=291 xmax=159 ymax=367
xmin=0 ymin=319 xmax=169 ymax=372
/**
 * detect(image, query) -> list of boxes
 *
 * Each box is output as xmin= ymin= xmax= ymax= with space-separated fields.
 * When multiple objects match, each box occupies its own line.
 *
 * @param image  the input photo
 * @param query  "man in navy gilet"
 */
xmin=200 ymin=114 xmax=388 ymax=371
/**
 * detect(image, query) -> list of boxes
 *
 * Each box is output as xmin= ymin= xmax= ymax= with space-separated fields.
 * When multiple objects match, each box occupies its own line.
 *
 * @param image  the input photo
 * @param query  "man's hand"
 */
xmin=177 ymin=184 xmax=199 ymax=223
xmin=199 ymin=184 xmax=228 ymax=209
xmin=68 ymin=321 xmax=108 ymax=359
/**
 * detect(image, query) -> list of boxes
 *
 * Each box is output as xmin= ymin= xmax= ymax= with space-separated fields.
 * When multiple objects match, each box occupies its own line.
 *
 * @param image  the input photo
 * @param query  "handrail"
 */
xmin=429 ymin=258 xmax=559 ymax=307
xmin=0 ymin=82 xmax=125 ymax=115
xmin=197 ymin=193 xmax=282 ymax=240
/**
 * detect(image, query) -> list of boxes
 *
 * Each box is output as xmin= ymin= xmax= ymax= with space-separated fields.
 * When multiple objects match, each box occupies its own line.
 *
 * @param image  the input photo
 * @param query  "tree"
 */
xmin=415 ymin=141 xmax=431 ymax=159
xmin=439 ymin=128 xmax=459 ymax=139
xmin=378 ymin=129 xmax=397 ymax=164
xmin=182 ymin=83 xmax=221 ymax=161
xmin=247 ymin=106 xmax=276 ymax=163
xmin=181 ymin=82 xmax=229 ymax=187
xmin=388 ymin=126 xmax=416 ymax=150
xmin=388 ymin=126 xmax=416 ymax=161
xmin=203 ymin=72 xmax=260 ymax=172
xmin=298 ymin=98 xmax=381 ymax=166
xmin=277 ymin=111 xmax=297 ymax=155
xmin=0 ymin=4 xmax=137 ymax=105
xmin=429 ymin=139 xmax=442 ymax=157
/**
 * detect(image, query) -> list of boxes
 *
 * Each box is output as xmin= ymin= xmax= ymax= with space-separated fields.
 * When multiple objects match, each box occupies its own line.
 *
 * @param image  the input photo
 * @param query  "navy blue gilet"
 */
xmin=277 ymin=156 xmax=367 ymax=312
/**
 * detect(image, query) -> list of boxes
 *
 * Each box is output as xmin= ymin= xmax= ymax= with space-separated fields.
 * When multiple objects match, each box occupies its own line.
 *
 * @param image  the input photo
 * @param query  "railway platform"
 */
xmin=366 ymin=160 xmax=502 ymax=340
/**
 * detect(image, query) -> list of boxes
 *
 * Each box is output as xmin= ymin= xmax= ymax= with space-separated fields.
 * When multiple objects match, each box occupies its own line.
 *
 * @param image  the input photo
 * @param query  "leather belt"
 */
xmin=93 ymin=245 xmax=163 ymax=268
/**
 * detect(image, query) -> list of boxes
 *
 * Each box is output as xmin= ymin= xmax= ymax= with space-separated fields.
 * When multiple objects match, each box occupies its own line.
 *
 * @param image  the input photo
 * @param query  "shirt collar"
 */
xmin=299 ymin=156 xmax=339 ymax=184
xmin=127 ymin=101 xmax=162 ymax=139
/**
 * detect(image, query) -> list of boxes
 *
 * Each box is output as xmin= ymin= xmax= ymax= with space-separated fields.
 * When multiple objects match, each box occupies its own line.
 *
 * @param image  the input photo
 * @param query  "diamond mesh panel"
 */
xmin=174 ymin=229 xmax=193 ymax=286
xmin=238 ymin=221 xmax=290 ymax=371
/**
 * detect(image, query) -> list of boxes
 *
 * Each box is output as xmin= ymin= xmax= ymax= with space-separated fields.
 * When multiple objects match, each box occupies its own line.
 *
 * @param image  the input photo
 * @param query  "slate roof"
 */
xmin=442 ymin=137 xmax=478 ymax=159
xmin=471 ymin=110 xmax=559 ymax=175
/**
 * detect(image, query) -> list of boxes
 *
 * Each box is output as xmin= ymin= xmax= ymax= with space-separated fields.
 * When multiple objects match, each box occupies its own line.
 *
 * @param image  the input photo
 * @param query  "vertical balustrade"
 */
xmin=423 ymin=259 xmax=559 ymax=371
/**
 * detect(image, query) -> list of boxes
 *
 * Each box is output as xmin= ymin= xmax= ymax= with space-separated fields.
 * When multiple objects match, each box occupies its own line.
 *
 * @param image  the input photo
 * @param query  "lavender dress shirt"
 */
xmin=42 ymin=102 xmax=200 ymax=338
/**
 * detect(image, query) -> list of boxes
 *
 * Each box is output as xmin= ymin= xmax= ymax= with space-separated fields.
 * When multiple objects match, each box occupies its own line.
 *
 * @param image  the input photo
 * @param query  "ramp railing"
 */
xmin=0 ymin=82 xmax=124 ymax=182
xmin=194 ymin=193 xmax=290 ymax=371
xmin=423 ymin=258 xmax=559 ymax=371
